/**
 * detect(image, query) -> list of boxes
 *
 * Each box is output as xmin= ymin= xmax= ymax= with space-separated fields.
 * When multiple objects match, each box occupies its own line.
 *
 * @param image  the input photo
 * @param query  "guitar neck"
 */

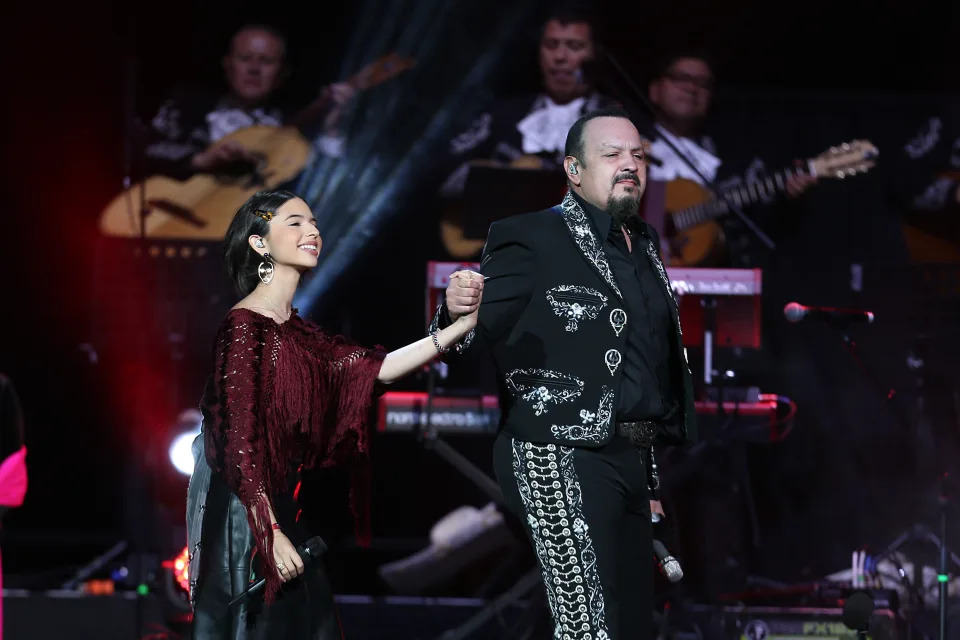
xmin=671 ymin=164 xmax=811 ymax=231
xmin=290 ymin=89 xmax=334 ymax=131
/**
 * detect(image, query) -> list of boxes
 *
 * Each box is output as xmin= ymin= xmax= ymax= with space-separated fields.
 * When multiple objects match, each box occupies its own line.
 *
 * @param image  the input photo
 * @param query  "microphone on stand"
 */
xmin=228 ymin=536 xmax=327 ymax=608
xmin=783 ymin=302 xmax=875 ymax=325
xmin=653 ymin=539 xmax=683 ymax=583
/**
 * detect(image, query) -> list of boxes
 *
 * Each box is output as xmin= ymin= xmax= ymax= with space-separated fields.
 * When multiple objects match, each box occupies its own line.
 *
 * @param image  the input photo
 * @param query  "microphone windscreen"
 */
xmin=300 ymin=536 xmax=328 ymax=561
xmin=783 ymin=302 xmax=805 ymax=323
xmin=841 ymin=592 xmax=874 ymax=631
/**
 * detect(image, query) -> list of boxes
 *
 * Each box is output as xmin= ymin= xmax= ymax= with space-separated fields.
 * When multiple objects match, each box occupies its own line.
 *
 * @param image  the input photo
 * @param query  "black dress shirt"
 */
xmin=573 ymin=193 xmax=679 ymax=422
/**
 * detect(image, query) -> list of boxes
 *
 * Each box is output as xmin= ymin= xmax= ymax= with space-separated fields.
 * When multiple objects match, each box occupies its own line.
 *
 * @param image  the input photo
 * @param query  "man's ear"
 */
xmin=564 ymin=156 xmax=581 ymax=186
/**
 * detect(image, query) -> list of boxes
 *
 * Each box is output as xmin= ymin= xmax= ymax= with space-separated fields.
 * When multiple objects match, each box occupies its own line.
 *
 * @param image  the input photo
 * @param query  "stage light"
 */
xmin=161 ymin=546 xmax=191 ymax=594
xmin=292 ymin=1 xmax=538 ymax=316
xmin=168 ymin=409 xmax=201 ymax=476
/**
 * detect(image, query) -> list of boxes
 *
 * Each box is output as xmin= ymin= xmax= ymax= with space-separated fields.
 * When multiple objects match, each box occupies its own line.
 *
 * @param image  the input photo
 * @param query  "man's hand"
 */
xmin=191 ymin=139 xmax=259 ymax=172
xmin=785 ymin=161 xmax=818 ymax=198
xmin=446 ymin=270 xmax=483 ymax=321
xmin=323 ymin=82 xmax=358 ymax=133
xmin=650 ymin=500 xmax=666 ymax=521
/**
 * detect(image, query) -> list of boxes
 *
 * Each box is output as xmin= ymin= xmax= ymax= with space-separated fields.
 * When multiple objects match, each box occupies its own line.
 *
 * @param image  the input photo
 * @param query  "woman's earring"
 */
xmin=258 ymin=252 xmax=274 ymax=284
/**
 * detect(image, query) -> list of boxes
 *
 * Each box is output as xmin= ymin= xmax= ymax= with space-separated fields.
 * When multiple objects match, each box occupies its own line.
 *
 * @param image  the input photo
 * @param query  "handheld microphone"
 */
xmin=653 ymin=539 xmax=683 ymax=583
xmin=783 ymin=302 xmax=875 ymax=325
xmin=228 ymin=535 xmax=327 ymax=607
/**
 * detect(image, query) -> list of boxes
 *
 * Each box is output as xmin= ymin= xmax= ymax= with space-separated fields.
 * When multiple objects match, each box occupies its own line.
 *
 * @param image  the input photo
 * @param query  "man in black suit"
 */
xmin=434 ymin=106 xmax=696 ymax=639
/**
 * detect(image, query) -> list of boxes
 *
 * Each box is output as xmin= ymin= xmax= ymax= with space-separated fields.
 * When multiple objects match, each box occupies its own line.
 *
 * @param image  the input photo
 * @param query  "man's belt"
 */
xmin=616 ymin=420 xmax=661 ymax=448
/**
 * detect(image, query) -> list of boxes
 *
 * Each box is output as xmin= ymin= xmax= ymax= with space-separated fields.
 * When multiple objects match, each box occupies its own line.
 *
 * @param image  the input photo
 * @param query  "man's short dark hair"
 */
xmin=564 ymin=105 xmax=633 ymax=163
xmin=652 ymin=49 xmax=716 ymax=82
xmin=540 ymin=3 xmax=602 ymax=43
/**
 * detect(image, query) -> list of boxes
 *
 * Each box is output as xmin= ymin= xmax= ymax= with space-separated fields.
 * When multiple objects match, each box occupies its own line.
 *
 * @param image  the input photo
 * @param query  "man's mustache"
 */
xmin=613 ymin=173 xmax=640 ymax=186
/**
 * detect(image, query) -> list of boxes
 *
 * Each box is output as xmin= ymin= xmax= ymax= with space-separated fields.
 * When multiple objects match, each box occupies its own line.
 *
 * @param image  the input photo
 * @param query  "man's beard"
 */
xmin=605 ymin=191 xmax=642 ymax=226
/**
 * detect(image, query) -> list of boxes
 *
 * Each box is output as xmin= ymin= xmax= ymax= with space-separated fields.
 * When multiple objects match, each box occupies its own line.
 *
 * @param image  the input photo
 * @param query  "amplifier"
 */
xmin=676 ymin=605 xmax=900 ymax=640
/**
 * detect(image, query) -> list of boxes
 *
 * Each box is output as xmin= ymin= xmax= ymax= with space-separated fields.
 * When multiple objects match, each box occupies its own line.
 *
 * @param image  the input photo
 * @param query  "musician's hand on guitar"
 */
xmin=323 ymin=82 xmax=357 ymax=133
xmin=785 ymin=160 xmax=817 ymax=197
xmin=445 ymin=270 xmax=483 ymax=321
xmin=191 ymin=140 xmax=259 ymax=171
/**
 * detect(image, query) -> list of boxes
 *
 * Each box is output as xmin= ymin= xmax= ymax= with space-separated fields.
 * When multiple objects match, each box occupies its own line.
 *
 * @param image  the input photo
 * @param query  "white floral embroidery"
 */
xmin=546 ymin=285 xmax=608 ymax=332
xmin=645 ymin=239 xmax=677 ymax=306
xmin=904 ymin=117 xmax=942 ymax=159
xmin=557 ymin=192 xmax=622 ymax=299
xmin=550 ymin=386 xmax=615 ymax=443
xmin=506 ymin=368 xmax=584 ymax=415
xmin=511 ymin=440 xmax=610 ymax=639
xmin=450 ymin=113 xmax=493 ymax=155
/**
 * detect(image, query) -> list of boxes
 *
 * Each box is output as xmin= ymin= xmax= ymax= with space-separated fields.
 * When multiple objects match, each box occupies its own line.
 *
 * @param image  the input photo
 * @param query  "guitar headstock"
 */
xmin=810 ymin=140 xmax=879 ymax=179
xmin=349 ymin=52 xmax=417 ymax=91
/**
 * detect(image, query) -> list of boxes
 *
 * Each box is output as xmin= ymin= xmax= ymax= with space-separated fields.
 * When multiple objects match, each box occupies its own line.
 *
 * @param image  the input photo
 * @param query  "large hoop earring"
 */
xmin=258 ymin=252 xmax=274 ymax=285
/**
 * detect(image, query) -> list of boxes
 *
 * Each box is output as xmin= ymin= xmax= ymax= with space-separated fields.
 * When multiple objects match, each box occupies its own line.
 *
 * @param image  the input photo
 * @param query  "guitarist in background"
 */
xmin=644 ymin=51 xmax=816 ymax=266
xmin=438 ymin=4 xmax=614 ymax=200
xmin=144 ymin=24 xmax=355 ymax=181
xmin=893 ymin=103 xmax=960 ymax=261
xmin=642 ymin=51 xmax=819 ymax=605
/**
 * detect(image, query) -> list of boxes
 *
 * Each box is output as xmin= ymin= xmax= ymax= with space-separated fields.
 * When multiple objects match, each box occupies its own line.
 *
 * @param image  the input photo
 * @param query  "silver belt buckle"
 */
xmin=618 ymin=420 xmax=657 ymax=447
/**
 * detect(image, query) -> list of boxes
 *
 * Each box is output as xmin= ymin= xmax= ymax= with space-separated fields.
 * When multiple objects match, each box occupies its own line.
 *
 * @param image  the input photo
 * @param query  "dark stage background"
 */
xmin=4 ymin=0 xmax=960 ymax=603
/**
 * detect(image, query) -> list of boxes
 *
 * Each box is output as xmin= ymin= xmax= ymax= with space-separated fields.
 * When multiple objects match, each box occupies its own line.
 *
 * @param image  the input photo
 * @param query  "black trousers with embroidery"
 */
xmin=493 ymin=431 xmax=654 ymax=640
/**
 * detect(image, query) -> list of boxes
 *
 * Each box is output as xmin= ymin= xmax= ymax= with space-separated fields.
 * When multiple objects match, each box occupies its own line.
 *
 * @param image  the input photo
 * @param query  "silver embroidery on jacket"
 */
xmin=609 ymin=309 xmax=627 ymax=336
xmin=604 ymin=350 xmax=621 ymax=376
xmin=550 ymin=386 xmax=615 ymax=443
xmin=558 ymin=192 xmax=622 ymax=299
xmin=511 ymin=439 xmax=610 ymax=639
xmin=546 ymin=285 xmax=608 ymax=332
xmin=645 ymin=239 xmax=676 ymax=305
xmin=506 ymin=368 xmax=584 ymax=415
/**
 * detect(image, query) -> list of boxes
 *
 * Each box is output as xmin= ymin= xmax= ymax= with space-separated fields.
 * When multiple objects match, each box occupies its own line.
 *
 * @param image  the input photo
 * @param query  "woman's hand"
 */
xmin=272 ymin=530 xmax=304 ymax=582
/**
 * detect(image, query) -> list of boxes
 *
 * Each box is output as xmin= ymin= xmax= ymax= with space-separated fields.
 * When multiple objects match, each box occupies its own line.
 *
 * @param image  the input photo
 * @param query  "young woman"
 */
xmin=187 ymin=189 xmax=481 ymax=638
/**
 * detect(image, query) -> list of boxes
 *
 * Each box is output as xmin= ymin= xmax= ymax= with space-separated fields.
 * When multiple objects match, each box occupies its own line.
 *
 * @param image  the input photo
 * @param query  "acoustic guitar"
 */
xmin=900 ymin=170 xmax=960 ymax=263
xmin=438 ymin=155 xmax=554 ymax=259
xmin=438 ymin=141 xmax=878 ymax=263
xmin=664 ymin=140 xmax=878 ymax=266
xmin=99 ymin=52 xmax=415 ymax=240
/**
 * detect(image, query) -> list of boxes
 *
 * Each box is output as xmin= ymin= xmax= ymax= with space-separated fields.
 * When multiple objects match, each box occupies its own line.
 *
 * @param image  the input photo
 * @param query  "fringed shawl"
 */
xmin=203 ymin=309 xmax=385 ymax=603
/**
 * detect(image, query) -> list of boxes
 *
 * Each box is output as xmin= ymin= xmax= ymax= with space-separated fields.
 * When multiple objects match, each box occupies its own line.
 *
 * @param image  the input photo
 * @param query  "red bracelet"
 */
xmin=271 ymin=522 xmax=281 ymax=531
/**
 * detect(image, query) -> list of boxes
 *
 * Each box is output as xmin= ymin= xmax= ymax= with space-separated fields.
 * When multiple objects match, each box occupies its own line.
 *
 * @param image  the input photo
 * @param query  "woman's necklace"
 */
xmin=255 ymin=293 xmax=292 ymax=322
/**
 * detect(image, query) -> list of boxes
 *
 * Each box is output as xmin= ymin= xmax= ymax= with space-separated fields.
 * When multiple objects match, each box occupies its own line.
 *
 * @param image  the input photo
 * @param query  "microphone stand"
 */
xmin=831 ymin=324 xmax=912 ymax=433
xmin=120 ymin=15 xmax=150 ymax=245
xmin=826 ymin=320 xmax=956 ymax=640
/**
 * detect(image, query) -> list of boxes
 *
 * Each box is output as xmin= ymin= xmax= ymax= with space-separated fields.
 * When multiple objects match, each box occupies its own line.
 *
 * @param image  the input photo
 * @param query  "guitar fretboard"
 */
xmin=671 ymin=165 xmax=810 ymax=232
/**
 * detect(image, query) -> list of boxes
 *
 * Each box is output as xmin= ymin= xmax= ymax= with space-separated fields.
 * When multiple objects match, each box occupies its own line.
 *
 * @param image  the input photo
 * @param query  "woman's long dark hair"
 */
xmin=223 ymin=189 xmax=300 ymax=296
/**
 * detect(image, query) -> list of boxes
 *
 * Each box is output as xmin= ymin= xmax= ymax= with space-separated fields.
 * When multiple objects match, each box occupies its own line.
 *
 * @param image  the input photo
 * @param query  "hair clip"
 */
xmin=253 ymin=209 xmax=274 ymax=222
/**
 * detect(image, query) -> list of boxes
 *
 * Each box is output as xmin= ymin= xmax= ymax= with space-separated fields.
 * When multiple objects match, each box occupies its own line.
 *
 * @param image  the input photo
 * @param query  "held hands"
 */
xmin=272 ymin=530 xmax=305 ymax=583
xmin=446 ymin=270 xmax=483 ymax=325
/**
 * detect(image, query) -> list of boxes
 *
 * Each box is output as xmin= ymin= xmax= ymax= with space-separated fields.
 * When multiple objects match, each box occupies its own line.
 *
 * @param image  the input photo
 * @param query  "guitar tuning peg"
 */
xmin=841 ymin=142 xmax=850 ymax=150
